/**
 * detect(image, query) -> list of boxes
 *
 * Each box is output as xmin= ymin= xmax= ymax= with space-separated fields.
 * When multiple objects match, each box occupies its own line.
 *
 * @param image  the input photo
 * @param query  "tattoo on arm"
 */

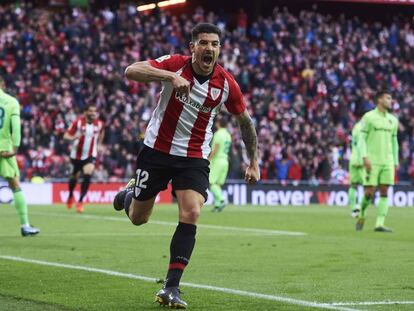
xmin=238 ymin=113 xmax=257 ymax=162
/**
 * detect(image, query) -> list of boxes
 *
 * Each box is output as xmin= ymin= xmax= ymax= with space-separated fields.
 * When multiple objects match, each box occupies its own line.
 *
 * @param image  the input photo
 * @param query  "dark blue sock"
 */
xmin=124 ymin=191 xmax=133 ymax=217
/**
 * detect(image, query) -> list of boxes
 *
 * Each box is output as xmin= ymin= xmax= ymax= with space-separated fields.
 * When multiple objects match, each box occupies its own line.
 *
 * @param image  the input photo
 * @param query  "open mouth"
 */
xmin=202 ymin=54 xmax=213 ymax=65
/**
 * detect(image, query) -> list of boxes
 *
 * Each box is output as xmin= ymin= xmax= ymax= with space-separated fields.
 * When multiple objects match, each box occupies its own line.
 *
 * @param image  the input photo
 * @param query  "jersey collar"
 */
xmin=374 ymin=107 xmax=387 ymax=117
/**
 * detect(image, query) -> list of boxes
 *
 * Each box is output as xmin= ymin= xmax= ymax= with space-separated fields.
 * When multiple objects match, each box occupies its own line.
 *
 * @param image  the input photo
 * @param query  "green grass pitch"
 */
xmin=0 ymin=203 xmax=413 ymax=310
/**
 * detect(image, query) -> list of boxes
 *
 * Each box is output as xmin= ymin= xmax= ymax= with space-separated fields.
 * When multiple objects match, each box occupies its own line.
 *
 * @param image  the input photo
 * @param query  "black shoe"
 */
xmin=21 ymin=225 xmax=40 ymax=237
xmin=113 ymin=179 xmax=135 ymax=211
xmin=216 ymin=201 xmax=226 ymax=212
xmin=374 ymin=226 xmax=393 ymax=233
xmin=355 ymin=218 xmax=365 ymax=231
xmin=155 ymin=286 xmax=187 ymax=309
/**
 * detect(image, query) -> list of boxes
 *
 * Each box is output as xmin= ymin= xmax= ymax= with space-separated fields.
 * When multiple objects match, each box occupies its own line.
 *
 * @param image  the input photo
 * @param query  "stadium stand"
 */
xmin=0 ymin=2 xmax=413 ymax=184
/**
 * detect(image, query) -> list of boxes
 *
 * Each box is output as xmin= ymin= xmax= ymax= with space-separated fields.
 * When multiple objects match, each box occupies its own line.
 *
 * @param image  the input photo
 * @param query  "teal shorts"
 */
xmin=364 ymin=165 xmax=395 ymax=186
xmin=209 ymin=158 xmax=229 ymax=185
xmin=0 ymin=156 xmax=20 ymax=179
xmin=348 ymin=164 xmax=365 ymax=185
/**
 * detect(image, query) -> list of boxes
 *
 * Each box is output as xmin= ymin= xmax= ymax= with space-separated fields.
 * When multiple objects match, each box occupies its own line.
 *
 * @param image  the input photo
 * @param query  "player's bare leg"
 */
xmin=155 ymin=189 xmax=203 ymax=309
xmin=113 ymin=179 xmax=155 ymax=225
xmin=128 ymin=198 xmax=155 ymax=225
xmin=356 ymin=186 xmax=375 ymax=231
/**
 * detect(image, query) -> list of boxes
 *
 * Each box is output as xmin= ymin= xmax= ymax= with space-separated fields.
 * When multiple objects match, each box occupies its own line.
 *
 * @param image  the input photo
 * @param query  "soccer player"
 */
xmin=209 ymin=117 xmax=231 ymax=212
xmin=348 ymin=110 xmax=366 ymax=218
xmin=0 ymin=76 xmax=40 ymax=237
xmin=113 ymin=23 xmax=260 ymax=309
xmin=356 ymin=90 xmax=399 ymax=232
xmin=64 ymin=104 xmax=104 ymax=213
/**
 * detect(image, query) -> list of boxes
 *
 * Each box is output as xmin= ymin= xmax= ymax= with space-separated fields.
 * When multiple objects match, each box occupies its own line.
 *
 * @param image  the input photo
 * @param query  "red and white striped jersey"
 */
xmin=67 ymin=117 xmax=104 ymax=160
xmin=145 ymin=54 xmax=246 ymax=159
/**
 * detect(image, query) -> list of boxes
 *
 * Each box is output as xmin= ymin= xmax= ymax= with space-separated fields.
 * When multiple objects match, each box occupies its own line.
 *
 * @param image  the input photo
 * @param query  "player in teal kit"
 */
xmin=356 ymin=90 xmax=399 ymax=232
xmin=209 ymin=118 xmax=232 ymax=212
xmin=0 ymin=76 xmax=39 ymax=236
xmin=348 ymin=111 xmax=368 ymax=218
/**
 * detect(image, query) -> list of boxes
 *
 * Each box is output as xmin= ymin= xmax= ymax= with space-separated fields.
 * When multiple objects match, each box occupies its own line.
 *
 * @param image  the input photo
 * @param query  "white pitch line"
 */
xmin=0 ymin=255 xmax=358 ymax=311
xmin=330 ymin=301 xmax=414 ymax=306
xmin=151 ymin=220 xmax=306 ymax=236
xmin=31 ymin=212 xmax=307 ymax=236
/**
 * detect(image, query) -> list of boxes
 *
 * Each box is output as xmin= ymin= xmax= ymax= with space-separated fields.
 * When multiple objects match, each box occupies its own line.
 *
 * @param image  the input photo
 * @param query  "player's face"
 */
xmin=85 ymin=107 xmax=97 ymax=122
xmin=190 ymin=33 xmax=220 ymax=76
xmin=379 ymin=94 xmax=392 ymax=110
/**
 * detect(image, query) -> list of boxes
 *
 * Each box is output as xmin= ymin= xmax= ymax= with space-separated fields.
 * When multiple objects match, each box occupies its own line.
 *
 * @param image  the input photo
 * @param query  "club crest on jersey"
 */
xmin=210 ymin=88 xmax=221 ymax=101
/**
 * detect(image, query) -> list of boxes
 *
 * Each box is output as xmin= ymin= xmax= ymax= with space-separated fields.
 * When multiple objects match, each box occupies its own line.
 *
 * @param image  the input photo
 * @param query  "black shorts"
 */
xmin=70 ymin=157 xmax=96 ymax=175
xmin=133 ymin=145 xmax=210 ymax=202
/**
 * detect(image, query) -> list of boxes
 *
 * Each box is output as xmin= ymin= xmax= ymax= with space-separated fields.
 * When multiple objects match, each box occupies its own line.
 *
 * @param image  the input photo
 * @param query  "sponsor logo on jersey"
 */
xmin=175 ymin=92 xmax=211 ymax=113
xmin=373 ymin=127 xmax=392 ymax=132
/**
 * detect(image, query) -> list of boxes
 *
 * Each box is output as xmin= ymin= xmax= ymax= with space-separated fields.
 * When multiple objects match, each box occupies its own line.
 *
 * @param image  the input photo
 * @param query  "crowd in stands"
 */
xmin=0 ymin=2 xmax=413 ymax=184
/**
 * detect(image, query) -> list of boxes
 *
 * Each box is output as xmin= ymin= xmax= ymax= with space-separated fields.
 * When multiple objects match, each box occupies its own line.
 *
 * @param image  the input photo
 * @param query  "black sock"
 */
xmin=68 ymin=176 xmax=77 ymax=199
xmin=79 ymin=174 xmax=91 ymax=202
xmin=165 ymin=222 xmax=197 ymax=288
xmin=124 ymin=191 xmax=133 ymax=217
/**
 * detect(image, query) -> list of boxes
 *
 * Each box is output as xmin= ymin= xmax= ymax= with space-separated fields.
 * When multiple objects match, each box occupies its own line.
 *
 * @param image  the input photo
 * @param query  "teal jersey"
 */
xmin=210 ymin=128 xmax=231 ymax=161
xmin=360 ymin=108 xmax=399 ymax=166
xmin=349 ymin=121 xmax=363 ymax=166
xmin=0 ymin=89 xmax=21 ymax=151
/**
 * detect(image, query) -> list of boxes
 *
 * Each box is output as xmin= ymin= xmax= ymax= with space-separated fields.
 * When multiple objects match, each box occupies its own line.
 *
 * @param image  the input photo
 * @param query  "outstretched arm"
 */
xmin=234 ymin=110 xmax=260 ymax=183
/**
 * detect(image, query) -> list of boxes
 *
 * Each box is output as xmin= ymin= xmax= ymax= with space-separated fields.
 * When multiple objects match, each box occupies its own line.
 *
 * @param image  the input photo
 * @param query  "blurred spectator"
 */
xmin=0 ymin=3 xmax=413 ymax=184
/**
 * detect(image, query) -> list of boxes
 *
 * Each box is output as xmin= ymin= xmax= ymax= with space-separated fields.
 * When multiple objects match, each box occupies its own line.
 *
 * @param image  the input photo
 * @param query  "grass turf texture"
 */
xmin=0 ymin=204 xmax=413 ymax=310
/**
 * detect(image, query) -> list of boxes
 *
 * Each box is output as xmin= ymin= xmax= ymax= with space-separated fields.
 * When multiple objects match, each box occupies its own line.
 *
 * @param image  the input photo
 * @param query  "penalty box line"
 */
xmin=0 ymin=255 xmax=358 ymax=311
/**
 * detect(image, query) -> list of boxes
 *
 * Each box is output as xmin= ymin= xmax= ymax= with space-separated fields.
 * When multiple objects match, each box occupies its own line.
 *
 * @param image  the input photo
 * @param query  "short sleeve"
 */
xmin=393 ymin=118 xmax=399 ymax=135
xmin=211 ymin=131 xmax=218 ymax=146
xmin=67 ymin=120 xmax=78 ymax=135
xmin=11 ymin=102 xmax=20 ymax=117
xmin=224 ymin=75 xmax=246 ymax=115
xmin=360 ymin=114 xmax=371 ymax=134
xmin=148 ymin=54 xmax=189 ymax=72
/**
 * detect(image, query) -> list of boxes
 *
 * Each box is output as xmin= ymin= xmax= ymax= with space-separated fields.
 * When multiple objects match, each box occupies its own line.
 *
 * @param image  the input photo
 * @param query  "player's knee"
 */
xmin=7 ymin=178 xmax=20 ymax=190
xmin=129 ymin=207 xmax=150 ymax=226
xmin=130 ymin=216 xmax=148 ymax=226
xmin=181 ymin=208 xmax=200 ymax=224
xmin=365 ymin=193 xmax=373 ymax=200
xmin=364 ymin=189 xmax=374 ymax=199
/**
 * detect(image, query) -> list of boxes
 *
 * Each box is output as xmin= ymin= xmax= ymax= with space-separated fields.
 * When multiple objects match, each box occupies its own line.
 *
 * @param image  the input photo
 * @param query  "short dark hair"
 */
xmin=85 ymin=103 xmax=96 ymax=111
xmin=191 ymin=23 xmax=221 ymax=42
xmin=217 ymin=117 xmax=227 ymax=128
xmin=375 ymin=90 xmax=391 ymax=104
